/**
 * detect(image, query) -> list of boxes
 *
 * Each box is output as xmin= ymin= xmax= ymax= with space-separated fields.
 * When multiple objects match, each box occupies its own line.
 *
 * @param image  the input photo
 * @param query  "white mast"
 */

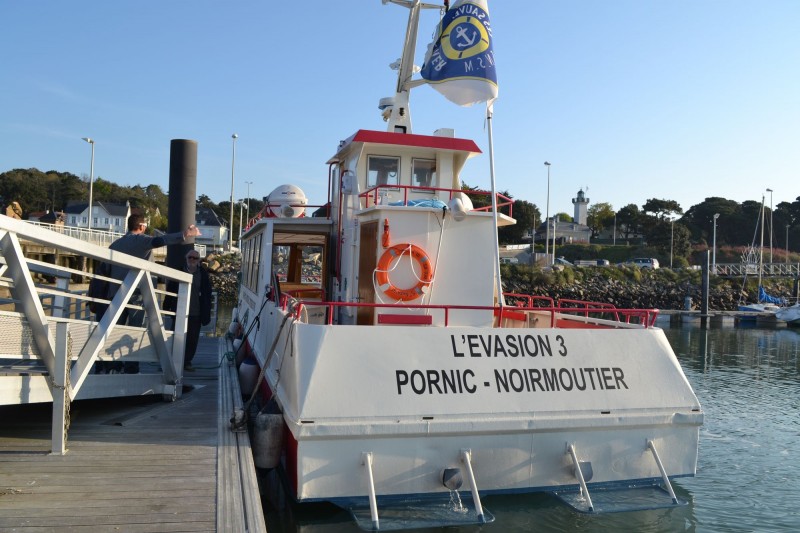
xmin=381 ymin=1 xmax=442 ymax=133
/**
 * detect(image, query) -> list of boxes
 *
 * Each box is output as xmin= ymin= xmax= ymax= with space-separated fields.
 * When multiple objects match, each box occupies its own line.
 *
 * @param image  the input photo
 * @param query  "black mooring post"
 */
xmin=701 ymin=250 xmax=710 ymax=327
xmin=167 ymin=139 xmax=198 ymax=270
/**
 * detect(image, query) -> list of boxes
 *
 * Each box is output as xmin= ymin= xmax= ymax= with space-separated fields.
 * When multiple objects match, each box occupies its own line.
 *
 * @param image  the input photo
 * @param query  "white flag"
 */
xmin=420 ymin=0 xmax=498 ymax=107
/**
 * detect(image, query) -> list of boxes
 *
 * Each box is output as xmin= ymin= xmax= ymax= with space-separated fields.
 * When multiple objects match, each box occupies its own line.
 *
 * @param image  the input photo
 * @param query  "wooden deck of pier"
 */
xmin=0 ymin=336 xmax=266 ymax=532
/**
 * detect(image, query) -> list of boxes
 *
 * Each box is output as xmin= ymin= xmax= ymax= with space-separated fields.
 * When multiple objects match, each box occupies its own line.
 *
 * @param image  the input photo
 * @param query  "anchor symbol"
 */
xmin=454 ymin=25 xmax=477 ymax=49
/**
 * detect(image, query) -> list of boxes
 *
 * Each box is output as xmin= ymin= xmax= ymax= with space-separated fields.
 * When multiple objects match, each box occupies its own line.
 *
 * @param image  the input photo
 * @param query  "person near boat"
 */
xmin=90 ymin=214 xmax=201 ymax=373
xmin=163 ymin=249 xmax=212 ymax=371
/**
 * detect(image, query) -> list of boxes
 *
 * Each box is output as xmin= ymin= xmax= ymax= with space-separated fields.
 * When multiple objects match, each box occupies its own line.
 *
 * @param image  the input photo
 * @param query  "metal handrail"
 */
xmin=281 ymin=296 xmax=657 ymax=329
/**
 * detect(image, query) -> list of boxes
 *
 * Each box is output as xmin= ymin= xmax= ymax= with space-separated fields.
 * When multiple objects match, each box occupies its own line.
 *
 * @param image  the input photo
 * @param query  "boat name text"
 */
xmin=450 ymin=334 xmax=567 ymax=358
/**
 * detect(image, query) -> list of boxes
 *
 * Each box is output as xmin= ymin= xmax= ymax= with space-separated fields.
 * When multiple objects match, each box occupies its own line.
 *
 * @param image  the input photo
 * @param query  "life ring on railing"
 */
xmin=376 ymin=243 xmax=433 ymax=301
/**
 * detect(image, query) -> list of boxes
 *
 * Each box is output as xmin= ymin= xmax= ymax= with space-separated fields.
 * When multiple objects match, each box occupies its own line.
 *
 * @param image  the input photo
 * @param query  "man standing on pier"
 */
xmin=93 ymin=213 xmax=200 ymax=373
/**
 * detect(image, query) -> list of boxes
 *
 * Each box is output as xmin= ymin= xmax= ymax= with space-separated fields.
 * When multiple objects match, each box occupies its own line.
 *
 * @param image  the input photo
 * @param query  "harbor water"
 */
xmin=258 ymin=323 xmax=800 ymax=532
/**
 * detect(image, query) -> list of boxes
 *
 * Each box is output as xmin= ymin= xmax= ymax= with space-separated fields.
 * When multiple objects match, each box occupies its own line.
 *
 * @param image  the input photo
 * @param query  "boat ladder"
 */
xmin=359 ymin=448 xmax=489 ymax=530
xmin=561 ymin=439 xmax=680 ymax=513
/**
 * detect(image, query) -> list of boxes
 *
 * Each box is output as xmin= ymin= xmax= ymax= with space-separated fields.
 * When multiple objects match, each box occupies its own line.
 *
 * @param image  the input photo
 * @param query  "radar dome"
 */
xmin=267 ymin=184 xmax=307 ymax=218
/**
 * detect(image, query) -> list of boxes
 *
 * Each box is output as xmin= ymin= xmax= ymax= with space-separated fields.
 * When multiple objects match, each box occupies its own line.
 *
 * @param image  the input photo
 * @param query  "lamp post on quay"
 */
xmin=81 ymin=137 xmax=95 ymax=230
xmin=613 ymin=212 xmax=617 ymax=246
xmin=228 ymin=133 xmax=238 ymax=250
xmin=786 ymin=224 xmax=791 ymax=265
xmin=670 ymin=217 xmax=675 ymax=269
xmin=766 ymin=188 xmax=773 ymax=264
xmin=712 ymin=213 xmax=720 ymax=274
xmin=544 ymin=162 xmax=551 ymax=265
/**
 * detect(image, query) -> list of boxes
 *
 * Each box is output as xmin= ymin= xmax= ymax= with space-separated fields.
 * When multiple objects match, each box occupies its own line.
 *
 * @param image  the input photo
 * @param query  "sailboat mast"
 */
xmin=759 ymin=195 xmax=765 ymax=296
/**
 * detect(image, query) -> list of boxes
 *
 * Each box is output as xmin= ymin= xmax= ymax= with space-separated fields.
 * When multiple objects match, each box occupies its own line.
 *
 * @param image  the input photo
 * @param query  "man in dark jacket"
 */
xmin=92 ymin=214 xmax=200 ymax=373
xmin=164 ymin=249 xmax=213 ymax=371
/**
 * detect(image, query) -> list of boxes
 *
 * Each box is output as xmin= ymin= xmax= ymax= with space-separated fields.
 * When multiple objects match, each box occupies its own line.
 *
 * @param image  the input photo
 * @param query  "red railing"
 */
xmin=279 ymin=295 xmax=659 ymax=329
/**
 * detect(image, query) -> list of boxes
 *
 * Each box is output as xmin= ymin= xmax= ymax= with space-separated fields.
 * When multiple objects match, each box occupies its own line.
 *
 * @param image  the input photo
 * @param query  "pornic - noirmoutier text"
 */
xmin=395 ymin=334 xmax=629 ymax=395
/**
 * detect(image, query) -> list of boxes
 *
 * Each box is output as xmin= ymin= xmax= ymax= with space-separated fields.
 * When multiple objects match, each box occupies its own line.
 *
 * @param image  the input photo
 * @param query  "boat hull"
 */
xmin=251 ymin=307 xmax=702 ymax=503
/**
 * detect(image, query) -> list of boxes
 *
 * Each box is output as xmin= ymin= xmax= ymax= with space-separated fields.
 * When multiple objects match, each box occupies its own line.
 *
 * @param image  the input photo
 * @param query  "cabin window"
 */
xmin=271 ymin=240 xmax=324 ymax=300
xmin=367 ymin=156 xmax=399 ymax=189
xmin=412 ymin=159 xmax=436 ymax=191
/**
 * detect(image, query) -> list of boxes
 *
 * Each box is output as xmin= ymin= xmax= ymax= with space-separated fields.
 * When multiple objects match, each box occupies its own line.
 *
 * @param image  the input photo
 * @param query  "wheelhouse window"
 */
xmin=367 ymin=156 xmax=399 ymax=189
xmin=412 ymin=158 xmax=436 ymax=191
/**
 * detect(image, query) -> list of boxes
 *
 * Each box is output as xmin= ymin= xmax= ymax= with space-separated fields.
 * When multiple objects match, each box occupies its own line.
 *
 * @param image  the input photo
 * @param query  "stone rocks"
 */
xmin=501 ymin=267 xmax=768 ymax=311
xmin=204 ymin=253 xmax=241 ymax=305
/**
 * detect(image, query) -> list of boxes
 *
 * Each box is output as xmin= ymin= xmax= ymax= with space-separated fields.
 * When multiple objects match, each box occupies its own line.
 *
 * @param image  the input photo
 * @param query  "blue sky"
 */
xmin=3 ymin=1 xmax=799 ymax=219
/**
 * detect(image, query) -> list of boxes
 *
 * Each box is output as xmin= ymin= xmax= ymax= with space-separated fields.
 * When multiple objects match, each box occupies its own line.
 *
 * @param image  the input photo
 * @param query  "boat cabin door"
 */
xmin=357 ymin=220 xmax=378 ymax=325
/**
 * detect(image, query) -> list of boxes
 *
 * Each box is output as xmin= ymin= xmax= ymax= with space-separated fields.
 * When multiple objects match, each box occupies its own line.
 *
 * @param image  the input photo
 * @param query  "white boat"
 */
xmin=231 ymin=1 xmax=702 ymax=528
xmin=776 ymin=303 xmax=800 ymax=325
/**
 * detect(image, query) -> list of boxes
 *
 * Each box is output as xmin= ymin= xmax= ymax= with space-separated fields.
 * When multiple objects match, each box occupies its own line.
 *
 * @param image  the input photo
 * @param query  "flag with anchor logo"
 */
xmin=420 ymin=0 xmax=497 ymax=106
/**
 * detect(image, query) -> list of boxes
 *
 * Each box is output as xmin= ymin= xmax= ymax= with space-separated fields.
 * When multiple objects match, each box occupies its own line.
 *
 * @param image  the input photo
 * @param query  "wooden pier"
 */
xmin=0 ymin=336 xmax=266 ymax=532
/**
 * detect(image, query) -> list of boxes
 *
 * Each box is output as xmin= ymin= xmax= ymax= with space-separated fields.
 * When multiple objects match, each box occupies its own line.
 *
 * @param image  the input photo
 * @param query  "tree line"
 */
xmin=0 ymin=168 xmax=262 ymax=234
xmin=3 ymin=168 xmax=798 ymax=264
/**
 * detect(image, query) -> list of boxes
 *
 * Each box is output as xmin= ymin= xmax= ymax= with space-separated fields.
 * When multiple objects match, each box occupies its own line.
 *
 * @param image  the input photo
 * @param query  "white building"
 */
xmin=63 ymin=201 xmax=131 ymax=232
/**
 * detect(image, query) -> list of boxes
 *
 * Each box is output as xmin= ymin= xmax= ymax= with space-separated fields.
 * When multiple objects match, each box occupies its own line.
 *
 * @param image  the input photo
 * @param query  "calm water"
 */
xmin=259 ymin=324 xmax=800 ymax=533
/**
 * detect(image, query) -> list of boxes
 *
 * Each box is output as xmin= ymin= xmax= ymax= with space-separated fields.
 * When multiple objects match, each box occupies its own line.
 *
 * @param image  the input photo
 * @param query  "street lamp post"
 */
xmin=530 ymin=213 xmax=536 ymax=266
xmin=81 ymin=137 xmax=95 ymax=230
xmin=613 ymin=212 xmax=617 ymax=246
xmin=766 ymin=188 xmax=773 ymax=264
xmin=228 ymin=133 xmax=238 ymax=250
xmin=712 ymin=213 xmax=720 ymax=274
xmin=552 ymin=217 xmax=557 ymax=265
xmin=786 ymin=224 xmax=791 ymax=264
xmin=544 ymin=162 xmax=551 ymax=265
xmin=670 ymin=218 xmax=675 ymax=269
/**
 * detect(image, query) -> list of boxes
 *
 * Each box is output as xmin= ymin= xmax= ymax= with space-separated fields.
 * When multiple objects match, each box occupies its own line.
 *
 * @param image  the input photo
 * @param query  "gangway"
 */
xmin=714 ymin=262 xmax=800 ymax=278
xmin=0 ymin=214 xmax=194 ymax=455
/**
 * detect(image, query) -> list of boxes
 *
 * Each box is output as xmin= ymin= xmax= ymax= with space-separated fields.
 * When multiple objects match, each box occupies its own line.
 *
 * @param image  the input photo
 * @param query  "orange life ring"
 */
xmin=375 ymin=243 xmax=433 ymax=301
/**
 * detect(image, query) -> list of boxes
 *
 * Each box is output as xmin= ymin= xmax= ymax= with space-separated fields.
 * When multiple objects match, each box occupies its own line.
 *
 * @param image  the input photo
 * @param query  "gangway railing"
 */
xmin=715 ymin=262 xmax=800 ymax=278
xmin=22 ymin=221 xmax=207 ymax=260
xmin=0 ymin=214 xmax=194 ymax=454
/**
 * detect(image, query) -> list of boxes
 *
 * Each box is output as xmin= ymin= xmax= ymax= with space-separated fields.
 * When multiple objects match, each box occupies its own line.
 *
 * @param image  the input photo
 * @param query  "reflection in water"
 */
xmin=667 ymin=326 xmax=800 ymax=533
xmin=258 ymin=324 xmax=800 ymax=532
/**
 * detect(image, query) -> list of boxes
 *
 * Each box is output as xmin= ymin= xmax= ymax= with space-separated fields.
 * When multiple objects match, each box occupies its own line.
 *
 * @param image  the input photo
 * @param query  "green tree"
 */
xmin=616 ymin=204 xmax=641 ymax=238
xmin=498 ymin=199 xmax=539 ymax=244
xmin=642 ymin=198 xmax=683 ymax=220
xmin=587 ymin=202 xmax=614 ymax=238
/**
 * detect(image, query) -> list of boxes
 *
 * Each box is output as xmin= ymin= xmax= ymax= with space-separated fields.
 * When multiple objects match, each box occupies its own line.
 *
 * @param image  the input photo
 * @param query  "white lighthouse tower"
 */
xmin=572 ymin=188 xmax=590 ymax=225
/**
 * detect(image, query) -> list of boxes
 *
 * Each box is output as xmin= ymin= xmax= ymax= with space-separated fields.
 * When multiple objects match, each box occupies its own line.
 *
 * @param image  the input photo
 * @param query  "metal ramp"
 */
xmin=0 ymin=214 xmax=194 ymax=455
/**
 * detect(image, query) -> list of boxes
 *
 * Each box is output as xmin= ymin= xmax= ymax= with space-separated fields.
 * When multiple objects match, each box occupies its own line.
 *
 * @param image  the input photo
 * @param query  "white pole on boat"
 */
xmin=460 ymin=449 xmax=486 ymax=523
xmin=361 ymin=452 xmax=380 ymax=530
xmin=486 ymin=103 xmax=504 ymax=306
xmin=646 ymin=440 xmax=679 ymax=505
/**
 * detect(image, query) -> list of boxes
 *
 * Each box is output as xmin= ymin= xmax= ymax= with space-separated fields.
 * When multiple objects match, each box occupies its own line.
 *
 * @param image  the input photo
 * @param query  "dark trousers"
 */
xmin=185 ymin=316 xmax=202 ymax=366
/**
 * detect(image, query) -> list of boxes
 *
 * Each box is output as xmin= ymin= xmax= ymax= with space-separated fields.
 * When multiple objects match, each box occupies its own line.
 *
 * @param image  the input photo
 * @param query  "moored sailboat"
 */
xmin=230 ymin=1 xmax=702 ymax=529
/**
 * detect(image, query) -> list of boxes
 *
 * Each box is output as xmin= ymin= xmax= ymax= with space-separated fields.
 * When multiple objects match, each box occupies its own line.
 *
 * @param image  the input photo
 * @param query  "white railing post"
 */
xmin=51 ymin=322 xmax=69 ymax=455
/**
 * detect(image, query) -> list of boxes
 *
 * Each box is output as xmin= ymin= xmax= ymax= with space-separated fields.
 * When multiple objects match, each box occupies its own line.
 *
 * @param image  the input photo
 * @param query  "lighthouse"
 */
xmin=572 ymin=189 xmax=589 ymax=225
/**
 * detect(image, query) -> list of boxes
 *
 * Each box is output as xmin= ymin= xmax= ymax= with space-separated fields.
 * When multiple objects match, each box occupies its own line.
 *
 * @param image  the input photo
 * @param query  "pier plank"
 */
xmin=0 ymin=336 xmax=266 ymax=532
